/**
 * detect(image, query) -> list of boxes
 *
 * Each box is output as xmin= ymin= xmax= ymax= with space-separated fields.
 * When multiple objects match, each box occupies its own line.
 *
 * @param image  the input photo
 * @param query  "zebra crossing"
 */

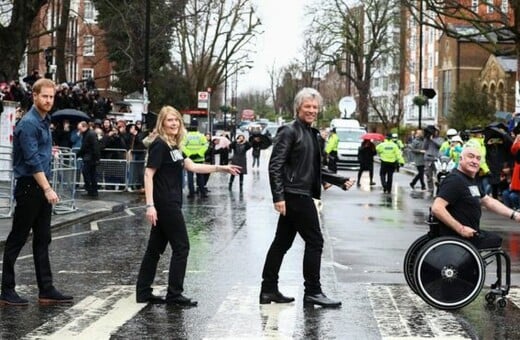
xmin=14 ymin=284 xmax=520 ymax=339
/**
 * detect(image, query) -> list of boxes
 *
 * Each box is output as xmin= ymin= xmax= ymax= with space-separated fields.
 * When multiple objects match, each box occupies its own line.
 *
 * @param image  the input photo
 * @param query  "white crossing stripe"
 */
xmin=507 ymin=288 xmax=520 ymax=309
xmin=368 ymin=284 xmax=470 ymax=339
xmin=204 ymin=284 xmax=298 ymax=339
xmin=23 ymin=285 xmax=153 ymax=340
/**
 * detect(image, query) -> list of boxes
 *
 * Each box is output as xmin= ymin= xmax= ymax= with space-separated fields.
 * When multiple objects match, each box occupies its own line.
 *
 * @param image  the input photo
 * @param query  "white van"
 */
xmin=330 ymin=119 xmax=361 ymax=129
xmin=330 ymin=119 xmax=365 ymax=168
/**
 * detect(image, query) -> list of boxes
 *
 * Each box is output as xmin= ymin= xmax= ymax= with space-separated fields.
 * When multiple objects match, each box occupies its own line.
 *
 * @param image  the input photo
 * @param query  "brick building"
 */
xmin=25 ymin=0 xmax=113 ymax=95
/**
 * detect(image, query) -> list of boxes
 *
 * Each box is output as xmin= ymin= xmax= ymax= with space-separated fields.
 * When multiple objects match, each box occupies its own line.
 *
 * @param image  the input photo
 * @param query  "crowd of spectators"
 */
xmin=1 ymin=70 xmax=149 ymax=158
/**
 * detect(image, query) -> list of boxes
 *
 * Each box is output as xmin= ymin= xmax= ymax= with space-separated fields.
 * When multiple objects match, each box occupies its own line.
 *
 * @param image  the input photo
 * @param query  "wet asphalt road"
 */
xmin=2 ymin=152 xmax=520 ymax=339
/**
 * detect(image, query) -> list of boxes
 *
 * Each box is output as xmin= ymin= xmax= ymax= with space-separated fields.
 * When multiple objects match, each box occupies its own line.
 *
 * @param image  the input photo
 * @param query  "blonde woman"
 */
xmin=136 ymin=106 xmax=240 ymax=306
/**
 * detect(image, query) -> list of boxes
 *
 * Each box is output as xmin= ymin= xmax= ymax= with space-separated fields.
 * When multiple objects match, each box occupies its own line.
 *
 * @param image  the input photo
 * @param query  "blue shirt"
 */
xmin=13 ymin=106 xmax=53 ymax=179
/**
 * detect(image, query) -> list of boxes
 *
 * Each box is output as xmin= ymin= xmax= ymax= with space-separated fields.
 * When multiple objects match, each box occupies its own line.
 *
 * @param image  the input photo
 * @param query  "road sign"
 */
xmin=338 ymin=96 xmax=356 ymax=118
xmin=198 ymin=91 xmax=209 ymax=109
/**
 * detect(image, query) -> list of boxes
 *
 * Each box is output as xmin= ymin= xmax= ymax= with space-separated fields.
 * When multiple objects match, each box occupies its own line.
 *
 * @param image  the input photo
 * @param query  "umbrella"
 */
xmin=249 ymin=133 xmax=272 ymax=150
xmin=361 ymin=132 xmax=385 ymax=141
xmin=212 ymin=136 xmax=231 ymax=150
xmin=484 ymin=122 xmax=513 ymax=145
xmin=51 ymin=109 xmax=90 ymax=122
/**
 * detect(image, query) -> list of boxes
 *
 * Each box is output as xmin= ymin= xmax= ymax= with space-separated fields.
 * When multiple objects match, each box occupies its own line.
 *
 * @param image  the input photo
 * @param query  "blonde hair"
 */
xmin=155 ymin=106 xmax=186 ymax=148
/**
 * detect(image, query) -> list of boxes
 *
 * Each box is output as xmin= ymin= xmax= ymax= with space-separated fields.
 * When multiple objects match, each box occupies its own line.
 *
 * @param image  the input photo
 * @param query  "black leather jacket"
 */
xmin=269 ymin=119 xmax=349 ymax=202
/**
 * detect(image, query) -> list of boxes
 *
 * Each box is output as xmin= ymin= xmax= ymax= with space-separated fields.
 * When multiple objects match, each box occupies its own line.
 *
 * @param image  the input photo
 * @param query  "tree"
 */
xmin=307 ymin=0 xmax=400 ymax=124
xmin=447 ymin=80 xmax=495 ymax=131
xmin=92 ymin=0 xmax=186 ymax=95
xmin=0 ymin=1 xmax=48 ymax=81
xmin=173 ymin=0 xmax=261 ymax=108
xmin=402 ymin=0 xmax=519 ymax=56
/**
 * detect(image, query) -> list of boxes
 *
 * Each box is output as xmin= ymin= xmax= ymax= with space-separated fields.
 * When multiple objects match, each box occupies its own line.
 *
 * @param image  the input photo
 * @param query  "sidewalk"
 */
xmin=0 ymin=191 xmax=143 ymax=247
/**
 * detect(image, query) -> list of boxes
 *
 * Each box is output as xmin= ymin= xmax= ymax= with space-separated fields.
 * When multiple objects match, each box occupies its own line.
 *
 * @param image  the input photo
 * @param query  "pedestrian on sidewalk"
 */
xmin=260 ymin=88 xmax=355 ymax=308
xmin=0 ymin=78 xmax=73 ymax=306
xmin=136 ymin=106 xmax=240 ymax=306
xmin=409 ymin=129 xmax=426 ymax=190
xmin=77 ymin=121 xmax=101 ymax=198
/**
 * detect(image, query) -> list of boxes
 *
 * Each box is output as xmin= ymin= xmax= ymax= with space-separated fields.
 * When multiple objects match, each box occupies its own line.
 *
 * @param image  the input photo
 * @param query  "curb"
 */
xmin=0 ymin=198 xmax=142 ymax=249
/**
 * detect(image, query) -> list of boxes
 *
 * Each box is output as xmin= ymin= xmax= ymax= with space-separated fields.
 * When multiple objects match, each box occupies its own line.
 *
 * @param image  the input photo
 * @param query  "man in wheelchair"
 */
xmin=431 ymin=146 xmax=519 ymax=249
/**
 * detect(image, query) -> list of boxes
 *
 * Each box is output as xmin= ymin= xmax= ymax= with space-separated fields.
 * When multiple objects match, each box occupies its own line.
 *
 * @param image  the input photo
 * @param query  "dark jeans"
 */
xmin=261 ymin=194 xmax=323 ymax=295
xmin=380 ymin=161 xmax=396 ymax=193
xmin=136 ymin=203 xmax=190 ymax=300
xmin=2 ymin=177 xmax=53 ymax=293
xmin=439 ymin=227 xmax=502 ymax=249
xmin=229 ymin=173 xmax=244 ymax=187
xmin=187 ymin=170 xmax=206 ymax=195
xmin=252 ymin=156 xmax=260 ymax=168
xmin=82 ymin=160 xmax=98 ymax=195
xmin=410 ymin=165 xmax=426 ymax=189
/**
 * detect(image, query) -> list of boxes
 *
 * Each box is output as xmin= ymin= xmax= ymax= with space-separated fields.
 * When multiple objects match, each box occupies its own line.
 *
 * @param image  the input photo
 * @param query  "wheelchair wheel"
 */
xmin=414 ymin=236 xmax=485 ymax=310
xmin=403 ymin=234 xmax=431 ymax=294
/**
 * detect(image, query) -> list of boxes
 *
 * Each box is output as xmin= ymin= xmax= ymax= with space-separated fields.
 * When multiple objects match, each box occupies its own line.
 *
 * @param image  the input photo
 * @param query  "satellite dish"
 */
xmin=338 ymin=96 xmax=356 ymax=118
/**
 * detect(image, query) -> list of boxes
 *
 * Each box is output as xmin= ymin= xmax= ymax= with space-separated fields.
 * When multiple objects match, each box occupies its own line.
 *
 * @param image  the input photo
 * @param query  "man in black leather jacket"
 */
xmin=259 ymin=88 xmax=355 ymax=308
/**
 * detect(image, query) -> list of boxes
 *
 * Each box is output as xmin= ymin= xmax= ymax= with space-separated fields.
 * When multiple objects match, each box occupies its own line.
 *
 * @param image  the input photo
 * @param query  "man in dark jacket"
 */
xmin=259 ymin=88 xmax=355 ymax=308
xmin=77 ymin=121 xmax=101 ymax=197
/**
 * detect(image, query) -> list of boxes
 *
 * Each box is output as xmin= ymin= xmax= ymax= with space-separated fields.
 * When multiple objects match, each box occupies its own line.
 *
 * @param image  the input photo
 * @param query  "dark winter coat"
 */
xmin=358 ymin=140 xmax=376 ymax=169
xmin=230 ymin=140 xmax=251 ymax=175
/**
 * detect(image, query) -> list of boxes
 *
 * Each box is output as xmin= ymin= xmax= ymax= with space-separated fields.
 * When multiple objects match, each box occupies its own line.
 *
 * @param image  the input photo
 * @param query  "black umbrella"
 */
xmin=51 ymin=109 xmax=90 ymax=122
xmin=484 ymin=122 xmax=513 ymax=145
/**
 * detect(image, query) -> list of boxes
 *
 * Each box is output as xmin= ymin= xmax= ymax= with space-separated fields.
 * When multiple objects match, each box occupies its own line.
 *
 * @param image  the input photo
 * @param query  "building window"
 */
xmin=471 ymin=0 xmax=478 ymax=11
xmin=82 ymin=68 xmax=94 ymax=81
xmin=501 ymin=0 xmax=509 ymax=12
xmin=84 ymin=1 xmax=97 ymax=22
xmin=84 ymin=35 xmax=94 ymax=56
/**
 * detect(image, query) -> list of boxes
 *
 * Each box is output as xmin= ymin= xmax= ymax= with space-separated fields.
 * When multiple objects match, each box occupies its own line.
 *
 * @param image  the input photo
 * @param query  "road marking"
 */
xmin=90 ymin=208 xmax=135 ymax=231
xmin=368 ymin=284 xmax=470 ymax=339
xmin=204 ymin=284 xmax=298 ymax=339
xmin=23 ymin=285 xmax=150 ymax=340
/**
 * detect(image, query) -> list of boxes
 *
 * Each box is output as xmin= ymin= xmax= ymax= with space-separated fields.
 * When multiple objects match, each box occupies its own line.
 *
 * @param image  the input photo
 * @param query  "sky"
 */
xmin=238 ymin=0 xmax=313 ymax=94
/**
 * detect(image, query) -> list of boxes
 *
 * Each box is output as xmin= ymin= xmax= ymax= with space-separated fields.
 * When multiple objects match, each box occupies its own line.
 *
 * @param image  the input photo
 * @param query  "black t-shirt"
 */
xmin=147 ymin=138 xmax=184 ymax=206
xmin=437 ymin=169 xmax=484 ymax=231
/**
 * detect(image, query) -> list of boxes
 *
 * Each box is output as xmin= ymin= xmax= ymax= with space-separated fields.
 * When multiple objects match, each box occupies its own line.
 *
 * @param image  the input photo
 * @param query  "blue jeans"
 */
xmin=502 ymin=189 xmax=520 ymax=209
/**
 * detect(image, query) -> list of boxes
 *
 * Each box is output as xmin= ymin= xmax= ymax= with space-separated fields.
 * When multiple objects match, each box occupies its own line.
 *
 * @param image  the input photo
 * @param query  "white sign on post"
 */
xmin=197 ymin=91 xmax=209 ymax=109
xmin=338 ymin=96 xmax=356 ymax=118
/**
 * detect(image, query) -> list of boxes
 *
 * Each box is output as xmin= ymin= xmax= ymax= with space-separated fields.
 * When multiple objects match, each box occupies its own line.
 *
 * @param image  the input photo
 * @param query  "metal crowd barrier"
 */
xmin=0 ymin=145 xmax=14 ymax=218
xmin=0 ymin=146 xmax=145 ymax=219
xmin=51 ymin=147 xmax=78 ymax=214
xmin=74 ymin=148 xmax=145 ymax=192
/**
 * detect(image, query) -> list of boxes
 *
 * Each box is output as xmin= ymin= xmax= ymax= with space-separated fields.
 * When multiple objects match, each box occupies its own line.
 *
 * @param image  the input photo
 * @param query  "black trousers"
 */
xmin=261 ymin=194 xmax=323 ymax=295
xmin=82 ymin=160 xmax=98 ymax=195
xmin=357 ymin=164 xmax=374 ymax=183
xmin=1 ymin=177 xmax=54 ymax=293
xmin=410 ymin=165 xmax=426 ymax=189
xmin=380 ymin=161 xmax=396 ymax=193
xmin=136 ymin=203 xmax=190 ymax=300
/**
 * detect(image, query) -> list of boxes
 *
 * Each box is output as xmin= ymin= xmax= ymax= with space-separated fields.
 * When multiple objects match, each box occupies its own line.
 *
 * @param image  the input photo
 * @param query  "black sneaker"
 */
xmin=0 ymin=289 xmax=29 ymax=306
xmin=38 ymin=288 xmax=73 ymax=304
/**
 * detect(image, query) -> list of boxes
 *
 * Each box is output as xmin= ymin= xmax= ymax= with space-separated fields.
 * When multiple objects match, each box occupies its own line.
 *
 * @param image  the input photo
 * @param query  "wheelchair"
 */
xmin=403 ymin=217 xmax=511 ymax=310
